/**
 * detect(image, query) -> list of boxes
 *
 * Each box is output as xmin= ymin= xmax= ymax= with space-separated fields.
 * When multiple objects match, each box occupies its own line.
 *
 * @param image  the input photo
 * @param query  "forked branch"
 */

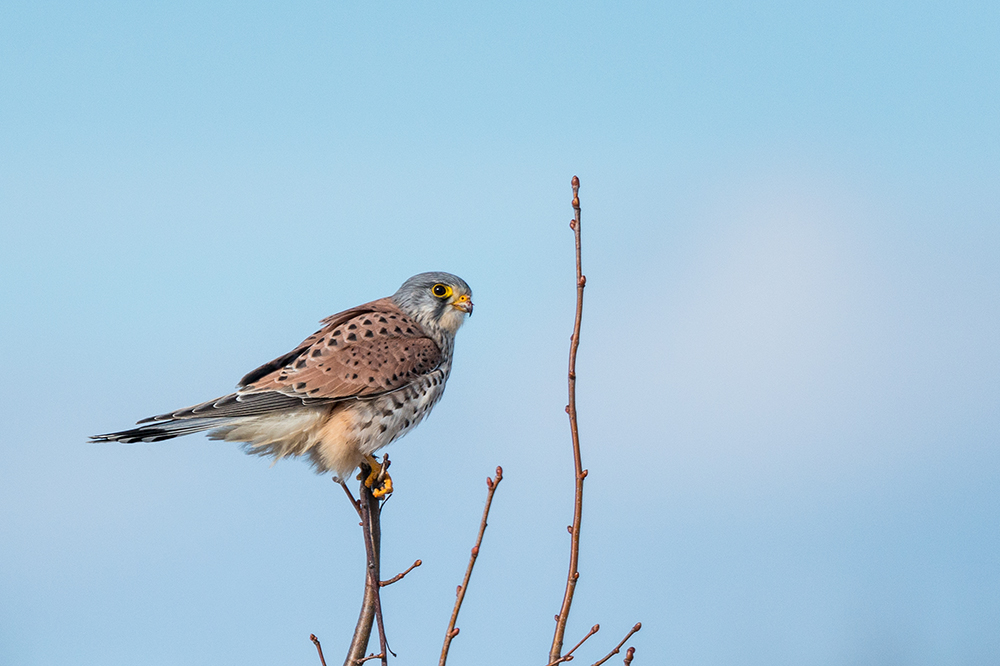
xmin=545 ymin=623 xmax=600 ymax=666
xmin=342 ymin=462 xmax=391 ymax=666
xmin=590 ymin=623 xmax=641 ymax=666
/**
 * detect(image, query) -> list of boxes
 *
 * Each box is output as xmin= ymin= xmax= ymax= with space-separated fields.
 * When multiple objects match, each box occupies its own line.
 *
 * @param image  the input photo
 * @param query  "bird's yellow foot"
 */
xmin=358 ymin=454 xmax=393 ymax=498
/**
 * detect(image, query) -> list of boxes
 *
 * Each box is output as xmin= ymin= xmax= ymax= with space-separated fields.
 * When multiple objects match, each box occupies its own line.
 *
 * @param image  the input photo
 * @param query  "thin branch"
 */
xmin=545 ymin=624 xmax=600 ymax=666
xmin=381 ymin=559 xmax=422 ymax=587
xmin=339 ymin=479 xmax=362 ymax=519
xmin=589 ymin=623 xmax=641 ymax=666
xmin=549 ymin=175 xmax=588 ymax=663
xmin=310 ymin=634 xmax=328 ymax=666
xmin=439 ymin=466 xmax=504 ymax=666
xmin=622 ymin=647 xmax=635 ymax=666
xmin=355 ymin=653 xmax=387 ymax=664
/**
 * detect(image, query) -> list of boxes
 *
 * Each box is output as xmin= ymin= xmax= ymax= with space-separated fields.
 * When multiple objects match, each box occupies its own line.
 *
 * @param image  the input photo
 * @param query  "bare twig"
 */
xmin=545 ymin=623 xmax=600 ymax=666
xmin=439 ymin=466 xmax=504 ymax=666
xmin=622 ymin=646 xmax=635 ymax=665
xmin=590 ymin=623 xmax=641 ymax=666
xmin=355 ymin=653 xmax=387 ymax=664
xmin=339 ymin=479 xmax=362 ymax=519
xmin=310 ymin=634 xmax=328 ymax=666
xmin=381 ymin=559 xmax=422 ymax=587
xmin=549 ymin=175 xmax=588 ymax=664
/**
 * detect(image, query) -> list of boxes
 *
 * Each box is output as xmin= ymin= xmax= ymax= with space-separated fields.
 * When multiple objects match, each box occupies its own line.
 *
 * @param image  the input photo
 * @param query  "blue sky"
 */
xmin=1 ymin=1 xmax=998 ymax=665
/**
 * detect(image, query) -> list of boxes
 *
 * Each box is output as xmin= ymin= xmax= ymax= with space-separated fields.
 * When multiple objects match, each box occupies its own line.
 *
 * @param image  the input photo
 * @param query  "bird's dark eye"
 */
xmin=432 ymin=284 xmax=452 ymax=298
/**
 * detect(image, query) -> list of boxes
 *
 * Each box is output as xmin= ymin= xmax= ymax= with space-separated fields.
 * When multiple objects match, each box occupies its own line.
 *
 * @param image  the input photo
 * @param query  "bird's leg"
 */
xmin=358 ymin=453 xmax=393 ymax=498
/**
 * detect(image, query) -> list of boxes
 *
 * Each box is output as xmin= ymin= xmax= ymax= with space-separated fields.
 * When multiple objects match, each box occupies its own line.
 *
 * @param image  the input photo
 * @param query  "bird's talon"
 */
xmin=361 ymin=454 xmax=393 ymax=498
xmin=371 ymin=475 xmax=393 ymax=498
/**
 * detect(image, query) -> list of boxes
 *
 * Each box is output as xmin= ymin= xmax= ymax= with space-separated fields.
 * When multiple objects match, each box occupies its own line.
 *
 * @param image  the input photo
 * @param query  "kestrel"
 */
xmin=92 ymin=272 xmax=473 ymax=495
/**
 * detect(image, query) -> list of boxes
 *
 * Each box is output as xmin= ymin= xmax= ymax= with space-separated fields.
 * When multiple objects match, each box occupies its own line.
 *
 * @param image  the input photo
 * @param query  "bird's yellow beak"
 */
xmin=452 ymin=293 xmax=473 ymax=315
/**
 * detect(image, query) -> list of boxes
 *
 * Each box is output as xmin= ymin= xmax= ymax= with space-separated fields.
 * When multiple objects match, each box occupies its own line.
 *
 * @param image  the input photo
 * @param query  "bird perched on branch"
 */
xmin=92 ymin=272 xmax=473 ymax=497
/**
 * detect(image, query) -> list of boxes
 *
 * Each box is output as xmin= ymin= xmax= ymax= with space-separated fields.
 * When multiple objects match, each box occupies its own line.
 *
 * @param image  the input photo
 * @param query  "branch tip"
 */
xmin=309 ymin=633 xmax=327 ymax=666
xmin=380 ymin=558 xmax=422 ymax=587
xmin=440 ymin=464 xmax=504 ymax=666
xmin=589 ymin=623 xmax=642 ymax=666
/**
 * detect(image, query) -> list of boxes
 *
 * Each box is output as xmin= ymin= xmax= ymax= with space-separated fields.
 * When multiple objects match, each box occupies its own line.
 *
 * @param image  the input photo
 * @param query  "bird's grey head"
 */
xmin=392 ymin=272 xmax=473 ymax=338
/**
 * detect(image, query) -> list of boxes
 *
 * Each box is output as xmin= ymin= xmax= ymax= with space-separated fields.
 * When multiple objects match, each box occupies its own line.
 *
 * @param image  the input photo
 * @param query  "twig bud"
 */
xmin=571 ymin=175 xmax=580 ymax=187
xmin=567 ymin=525 xmax=573 ymax=533
xmin=578 ymin=275 xmax=586 ymax=287
xmin=449 ymin=627 xmax=460 ymax=637
xmin=486 ymin=477 xmax=494 ymax=489
xmin=580 ymin=469 xmax=588 ymax=479
xmin=495 ymin=465 xmax=503 ymax=480
xmin=471 ymin=546 xmax=479 ymax=557
xmin=570 ymin=219 xmax=576 ymax=229
xmin=456 ymin=585 xmax=462 ymax=596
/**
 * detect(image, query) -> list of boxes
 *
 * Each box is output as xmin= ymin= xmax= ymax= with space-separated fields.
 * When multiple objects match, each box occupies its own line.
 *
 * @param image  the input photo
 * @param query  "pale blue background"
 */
xmin=2 ymin=2 xmax=998 ymax=665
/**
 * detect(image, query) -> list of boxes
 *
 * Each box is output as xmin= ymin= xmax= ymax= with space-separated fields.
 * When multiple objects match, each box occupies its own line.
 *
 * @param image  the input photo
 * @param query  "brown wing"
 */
xmin=238 ymin=297 xmax=443 ymax=401
xmin=237 ymin=300 xmax=383 ymax=388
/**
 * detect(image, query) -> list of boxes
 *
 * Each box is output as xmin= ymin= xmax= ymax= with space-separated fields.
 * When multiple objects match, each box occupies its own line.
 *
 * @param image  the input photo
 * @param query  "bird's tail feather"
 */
xmin=89 ymin=417 xmax=237 ymax=443
xmin=90 ymin=390 xmax=320 ymax=444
